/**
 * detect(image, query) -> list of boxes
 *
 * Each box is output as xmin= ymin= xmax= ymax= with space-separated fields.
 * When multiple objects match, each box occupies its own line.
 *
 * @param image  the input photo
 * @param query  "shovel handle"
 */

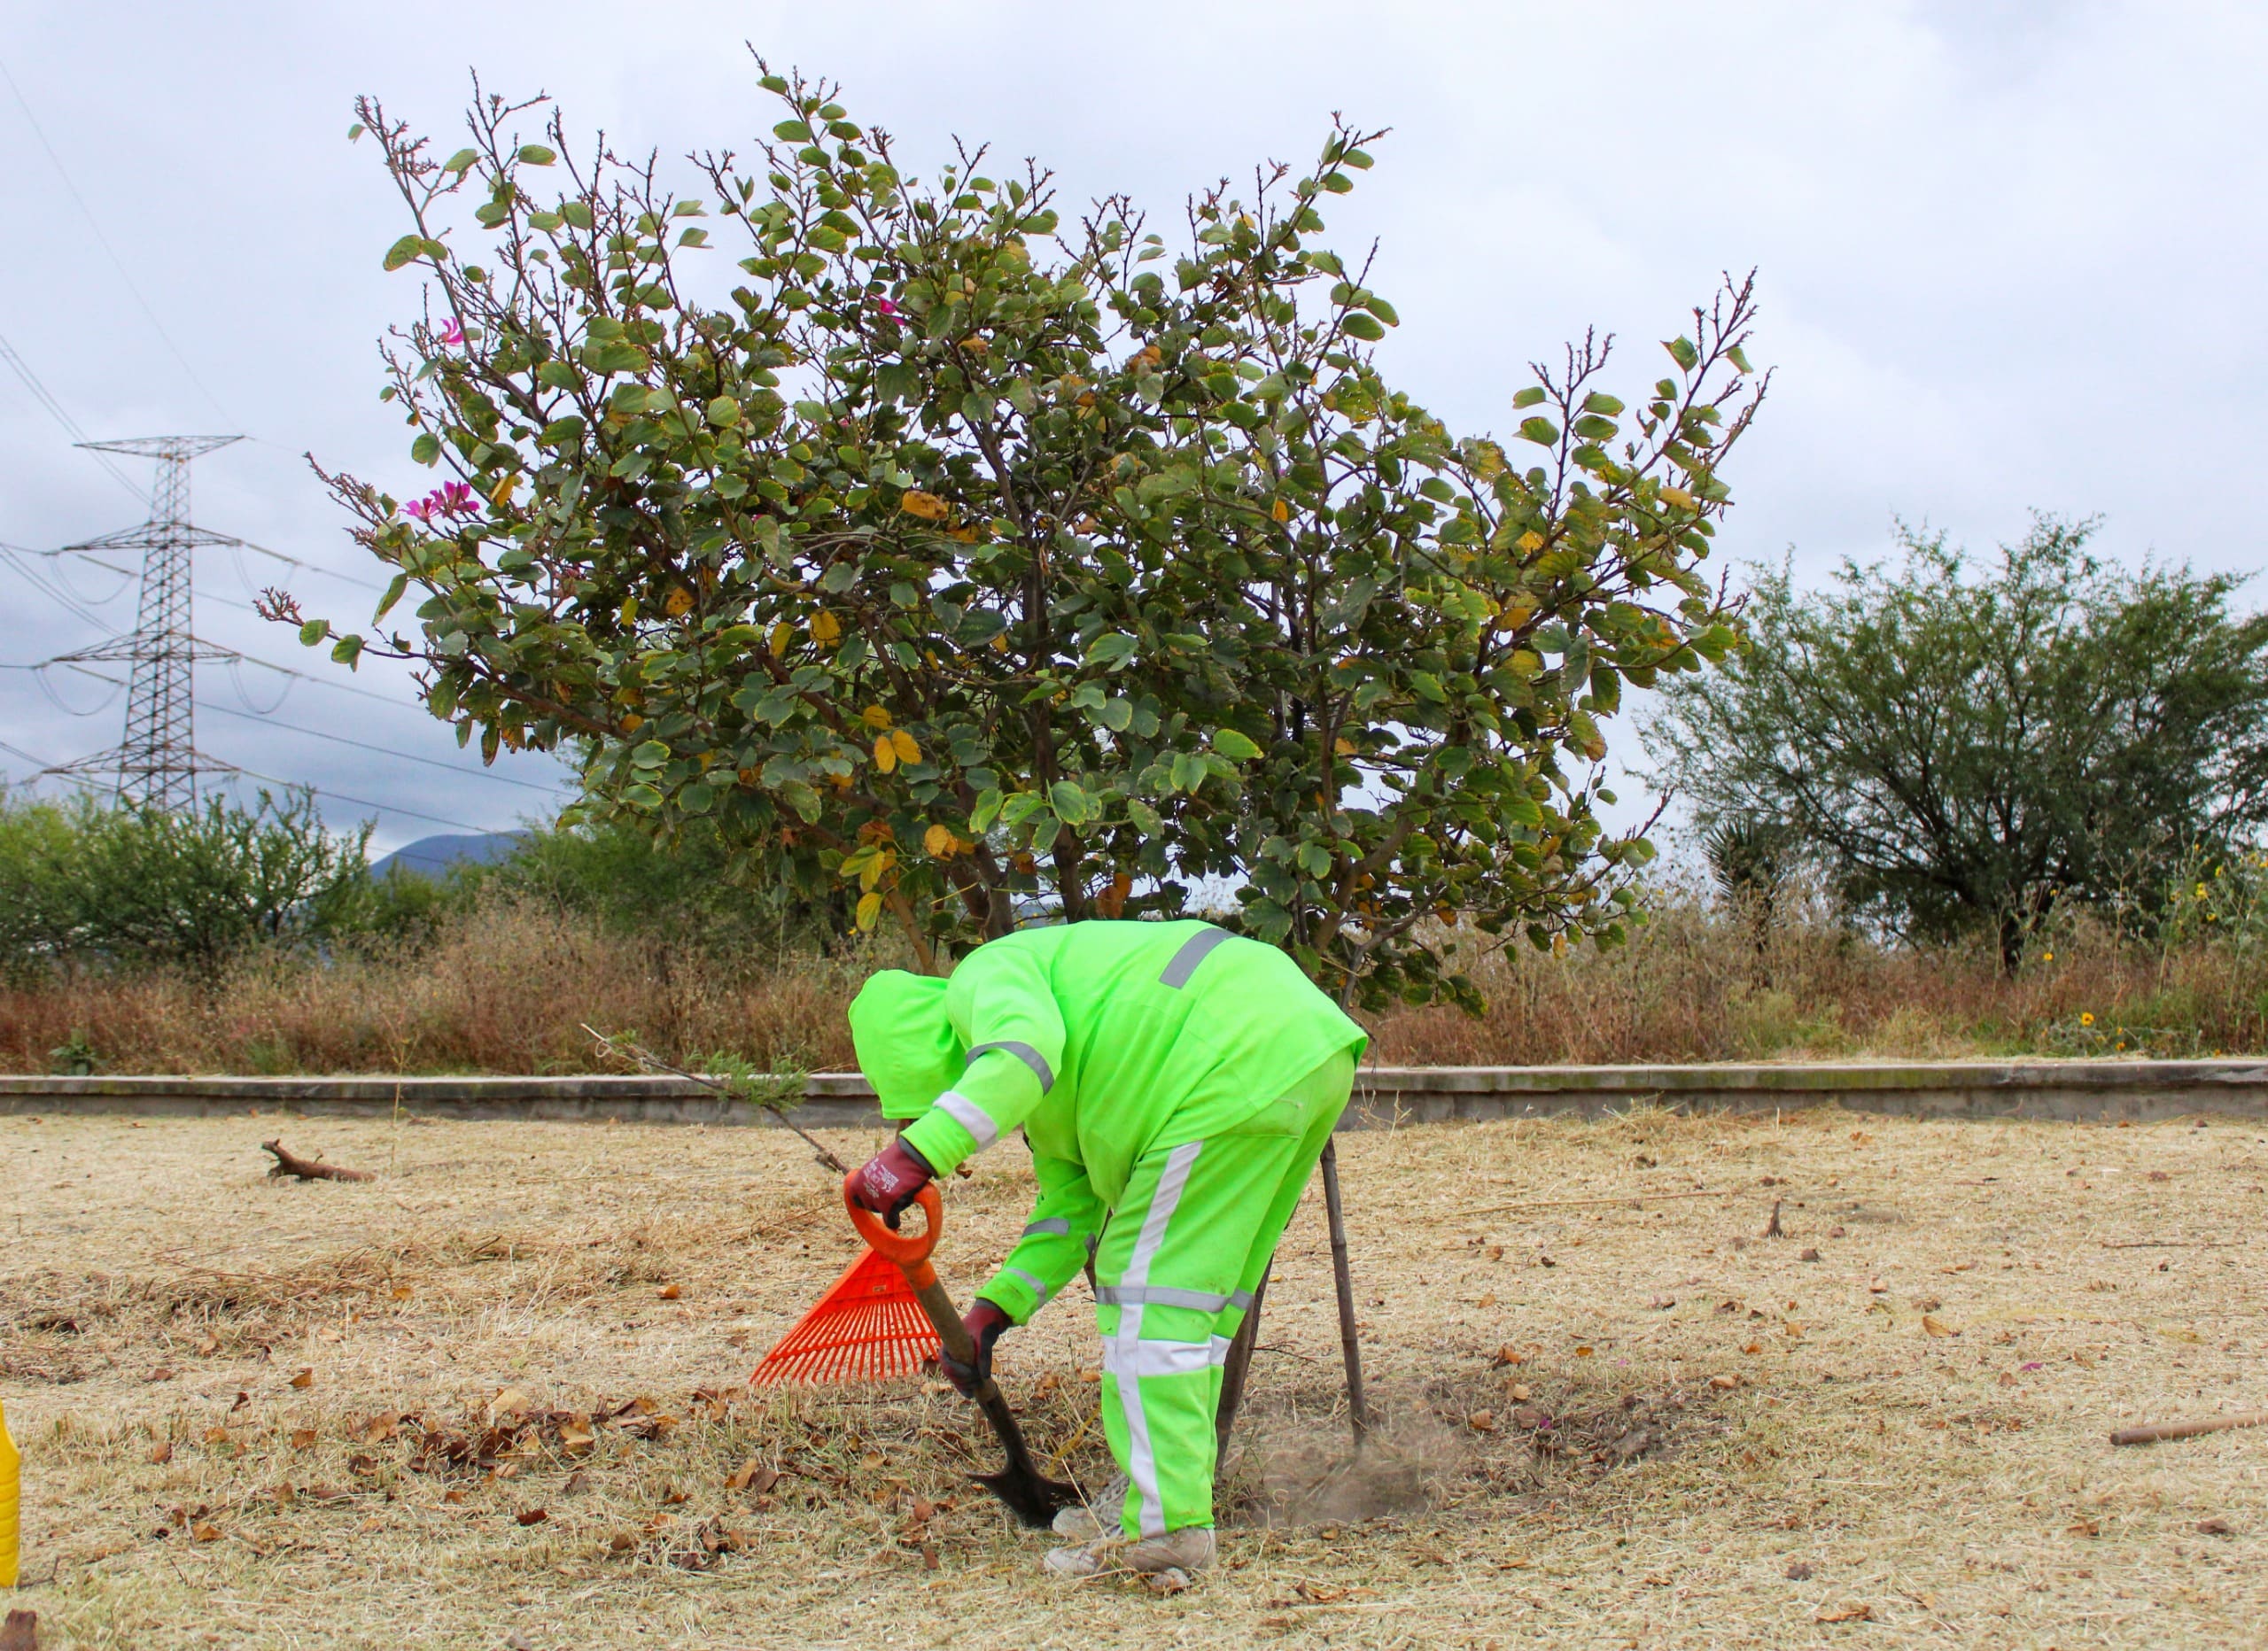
xmin=843 ymin=1172 xmax=944 ymax=1281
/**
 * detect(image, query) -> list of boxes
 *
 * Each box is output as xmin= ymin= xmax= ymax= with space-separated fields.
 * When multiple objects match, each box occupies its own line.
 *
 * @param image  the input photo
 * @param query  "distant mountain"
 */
xmin=369 ymin=831 xmax=528 ymax=881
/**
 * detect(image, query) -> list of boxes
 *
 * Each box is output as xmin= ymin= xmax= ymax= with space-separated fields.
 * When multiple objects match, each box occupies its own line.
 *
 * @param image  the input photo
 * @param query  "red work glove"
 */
xmin=941 ymin=1298 xmax=1012 ymax=1397
xmin=850 ymin=1136 xmax=934 ymax=1229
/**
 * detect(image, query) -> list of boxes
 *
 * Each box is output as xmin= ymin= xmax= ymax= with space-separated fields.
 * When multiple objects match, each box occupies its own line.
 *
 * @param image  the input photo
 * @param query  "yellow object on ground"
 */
xmin=0 ymin=1394 xmax=19 ymax=1587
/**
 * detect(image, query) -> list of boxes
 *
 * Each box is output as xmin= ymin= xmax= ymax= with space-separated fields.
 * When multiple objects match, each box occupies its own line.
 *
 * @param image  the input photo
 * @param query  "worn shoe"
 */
xmin=1042 ymin=1524 xmax=1215 ymax=1578
xmin=1051 ymin=1472 xmax=1129 ymax=1541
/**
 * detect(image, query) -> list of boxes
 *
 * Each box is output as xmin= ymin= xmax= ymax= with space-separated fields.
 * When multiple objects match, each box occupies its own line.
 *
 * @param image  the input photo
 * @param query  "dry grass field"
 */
xmin=3 ymin=1102 xmax=2264 ymax=1648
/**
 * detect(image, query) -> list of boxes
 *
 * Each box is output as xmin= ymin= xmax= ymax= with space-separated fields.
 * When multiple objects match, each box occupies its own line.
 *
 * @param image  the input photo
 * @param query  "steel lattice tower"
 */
xmin=50 ymin=436 xmax=241 ymax=810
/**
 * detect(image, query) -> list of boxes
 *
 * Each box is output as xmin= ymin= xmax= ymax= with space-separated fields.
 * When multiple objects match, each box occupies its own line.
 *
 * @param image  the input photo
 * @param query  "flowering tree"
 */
xmin=287 ymin=66 xmax=1765 ymax=1007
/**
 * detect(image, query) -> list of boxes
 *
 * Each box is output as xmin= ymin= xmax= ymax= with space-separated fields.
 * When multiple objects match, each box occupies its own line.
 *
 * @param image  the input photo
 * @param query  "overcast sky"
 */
xmin=3 ymin=0 xmax=2262 ymax=853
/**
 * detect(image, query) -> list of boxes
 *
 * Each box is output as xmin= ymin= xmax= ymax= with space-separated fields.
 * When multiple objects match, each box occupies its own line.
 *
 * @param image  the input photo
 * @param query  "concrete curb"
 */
xmin=5 ymin=1058 xmax=2267 ymax=1128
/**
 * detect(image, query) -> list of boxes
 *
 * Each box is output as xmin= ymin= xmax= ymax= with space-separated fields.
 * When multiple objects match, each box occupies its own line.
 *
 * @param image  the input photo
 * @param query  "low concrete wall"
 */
xmin=5 ymin=1058 xmax=2266 ymax=1128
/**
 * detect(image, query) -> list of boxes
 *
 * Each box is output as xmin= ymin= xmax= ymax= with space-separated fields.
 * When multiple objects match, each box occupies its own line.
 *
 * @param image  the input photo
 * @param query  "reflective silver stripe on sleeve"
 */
xmin=966 ymin=1041 xmax=1055 ymax=1092
xmin=1158 ymin=926 xmax=1233 ymax=988
xmin=933 ymin=1089 xmax=999 ymax=1151
xmin=1021 ymin=1218 xmax=1073 ymax=1238
xmin=1229 ymin=1288 xmax=1256 ymax=1311
xmin=1002 ymin=1267 xmax=1052 ymax=1310
xmin=1094 ymin=1283 xmax=1231 ymax=1314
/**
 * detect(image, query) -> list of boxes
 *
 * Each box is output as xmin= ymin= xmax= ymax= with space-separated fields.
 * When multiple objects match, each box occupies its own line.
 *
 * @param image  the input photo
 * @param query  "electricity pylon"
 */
xmin=43 ymin=436 xmax=242 ymax=810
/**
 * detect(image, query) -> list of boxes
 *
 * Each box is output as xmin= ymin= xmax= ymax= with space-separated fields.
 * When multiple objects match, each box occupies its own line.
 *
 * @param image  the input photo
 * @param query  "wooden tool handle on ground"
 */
xmin=2111 ymin=1411 xmax=2268 ymax=1446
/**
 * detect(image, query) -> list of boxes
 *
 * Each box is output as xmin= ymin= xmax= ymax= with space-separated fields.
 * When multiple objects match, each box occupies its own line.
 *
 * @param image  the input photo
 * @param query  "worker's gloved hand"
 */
xmin=850 ymin=1136 xmax=934 ymax=1229
xmin=941 ymin=1298 xmax=1013 ymax=1397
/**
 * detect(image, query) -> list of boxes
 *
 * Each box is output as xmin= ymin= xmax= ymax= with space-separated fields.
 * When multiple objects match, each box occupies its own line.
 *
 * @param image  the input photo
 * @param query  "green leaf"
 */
xmin=1727 ymin=345 xmax=1754 ymax=375
xmin=1340 ymin=313 xmax=1386 ymax=342
xmin=631 ymin=740 xmax=671 ymax=769
xmin=517 ymin=144 xmax=558 ymax=166
xmin=1572 ymin=415 xmax=1619 ymax=442
xmin=1663 ymin=336 xmax=1700 ymax=371
xmin=705 ymin=395 xmax=741 ymax=426
xmin=1210 ymin=727 xmax=1262 ymax=762
xmin=375 ymin=572 xmax=409 ymax=622
xmin=298 ymin=618 xmax=331 ymax=646
xmin=1511 ymin=387 xmax=1547 ymax=408
xmin=1049 ymin=779 xmax=1095 ymax=826
xmin=1580 ymin=391 xmax=1625 ymax=415
xmin=410 ymin=432 xmax=441 ymax=466
xmin=1086 ymin=632 xmax=1138 ymax=670
xmin=382 ymin=234 xmax=424 ymax=272
xmin=969 ymin=788 xmax=1005 ymax=833
xmin=1363 ymin=295 xmax=1400 ymax=326
xmin=442 ymin=148 xmax=480 ymax=175
xmin=560 ymin=200 xmax=594 ymax=229
xmin=1093 ymin=697 xmax=1133 ymax=733
xmin=330 ymin=634 xmax=365 ymax=668
xmin=1517 ymin=416 xmax=1559 ymax=446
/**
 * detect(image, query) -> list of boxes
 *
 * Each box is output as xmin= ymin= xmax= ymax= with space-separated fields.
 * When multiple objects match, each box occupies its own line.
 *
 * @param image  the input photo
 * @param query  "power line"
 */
xmin=2 ymin=659 xmax=558 ymax=793
xmin=0 ymin=333 xmax=145 ymax=502
xmin=223 ymin=761 xmax=498 ymax=834
xmin=0 ymin=56 xmax=234 ymax=425
xmin=199 ymin=698 xmax=567 ymax=793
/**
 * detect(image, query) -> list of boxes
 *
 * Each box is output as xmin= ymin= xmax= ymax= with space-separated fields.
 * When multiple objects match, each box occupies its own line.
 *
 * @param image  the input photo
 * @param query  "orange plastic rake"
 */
xmin=750 ymin=1237 xmax=941 ymax=1385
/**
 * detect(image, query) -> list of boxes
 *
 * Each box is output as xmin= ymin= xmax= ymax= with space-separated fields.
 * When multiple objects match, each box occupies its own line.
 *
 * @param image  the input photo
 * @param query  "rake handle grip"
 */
xmin=842 ymin=1173 xmax=944 ymax=1267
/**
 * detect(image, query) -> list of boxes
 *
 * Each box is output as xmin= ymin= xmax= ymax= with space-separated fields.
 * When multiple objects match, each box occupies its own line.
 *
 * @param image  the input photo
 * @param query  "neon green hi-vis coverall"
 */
xmin=849 ymin=919 xmax=1366 ymax=1542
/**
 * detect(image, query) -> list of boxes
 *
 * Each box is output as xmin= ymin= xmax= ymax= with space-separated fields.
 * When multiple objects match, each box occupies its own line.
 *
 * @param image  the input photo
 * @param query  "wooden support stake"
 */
xmin=1319 ymin=1136 xmax=1371 ymax=1440
xmin=1213 ymin=1272 xmax=1268 ymax=1477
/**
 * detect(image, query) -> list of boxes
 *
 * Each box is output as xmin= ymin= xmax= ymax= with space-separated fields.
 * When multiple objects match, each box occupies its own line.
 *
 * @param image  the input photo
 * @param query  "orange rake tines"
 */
xmin=750 ymin=1243 xmax=941 ymax=1385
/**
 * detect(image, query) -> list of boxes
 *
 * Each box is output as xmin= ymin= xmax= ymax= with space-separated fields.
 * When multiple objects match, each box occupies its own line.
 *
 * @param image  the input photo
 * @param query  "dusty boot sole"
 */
xmin=1044 ymin=1527 xmax=1215 ymax=1578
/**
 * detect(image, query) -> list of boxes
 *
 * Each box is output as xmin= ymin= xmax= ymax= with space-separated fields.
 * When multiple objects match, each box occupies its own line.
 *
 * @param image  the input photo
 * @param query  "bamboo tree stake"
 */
xmin=1320 ymin=1136 xmax=1372 ymax=1440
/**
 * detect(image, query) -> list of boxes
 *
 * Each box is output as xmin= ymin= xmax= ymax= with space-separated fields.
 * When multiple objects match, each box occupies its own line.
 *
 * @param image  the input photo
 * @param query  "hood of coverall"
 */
xmin=849 ymin=969 xmax=961 ymax=1120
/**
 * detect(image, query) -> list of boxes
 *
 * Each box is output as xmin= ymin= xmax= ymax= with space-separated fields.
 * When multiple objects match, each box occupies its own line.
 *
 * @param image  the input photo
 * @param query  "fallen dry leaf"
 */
xmin=657 ymin=1284 xmax=682 ymax=1300
xmin=1922 ymin=1315 xmax=1955 ymax=1337
xmin=390 ymin=1285 xmax=414 ymax=1301
xmin=3 ymin=1608 xmax=38 ymax=1651
xmin=1799 ymin=1248 xmax=1822 ymax=1262
xmin=148 ymin=1442 xmax=172 ymax=1465
xmin=289 ymin=1368 xmax=314 ymax=1390
xmin=725 ymin=1460 xmax=779 ymax=1493
xmin=2197 ymin=1517 xmax=2233 ymax=1536
xmin=203 ymin=1427 xmax=231 ymax=1446
xmin=304 ymin=1484 xmax=350 ymax=1505
xmin=1505 ymin=1382 xmax=1533 ymax=1402
xmin=1467 ymin=1410 xmax=1496 ymax=1433
xmin=1145 ymin=1566 xmax=1191 ymax=1595
xmin=1814 ymin=1604 xmax=1872 ymax=1624
xmin=1489 ymin=1345 xmax=1526 ymax=1368
xmin=443 ymin=1489 xmax=467 ymax=1506
xmin=1710 ymin=1374 xmax=1740 ymax=1390
xmin=146 ymin=1367 xmax=174 ymax=1383
xmin=1786 ymin=1561 xmax=1815 ymax=1580
xmin=1742 ymin=1341 xmax=1764 ymax=1355
xmin=289 ymin=1428 xmax=318 ymax=1450
xmin=2068 ymin=1517 xmax=2101 ymax=1537
xmin=190 ymin=1521 xmax=221 ymax=1543
xmin=517 ymin=1508 xmax=549 ymax=1526
xmin=486 ymin=1387 xmax=530 ymax=1421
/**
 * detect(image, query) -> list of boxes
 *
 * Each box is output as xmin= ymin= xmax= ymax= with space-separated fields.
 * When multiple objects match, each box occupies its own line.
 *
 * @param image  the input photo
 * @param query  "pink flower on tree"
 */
xmin=873 ymin=297 xmax=901 ymax=319
xmin=403 ymin=496 xmax=433 ymax=523
xmin=439 ymin=481 xmax=475 ymax=515
xmin=437 ymin=317 xmax=465 ymax=346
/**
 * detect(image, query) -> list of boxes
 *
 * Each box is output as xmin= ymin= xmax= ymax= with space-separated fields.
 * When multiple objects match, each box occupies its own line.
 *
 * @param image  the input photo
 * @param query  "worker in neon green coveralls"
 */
xmin=846 ymin=919 xmax=1366 ymax=1578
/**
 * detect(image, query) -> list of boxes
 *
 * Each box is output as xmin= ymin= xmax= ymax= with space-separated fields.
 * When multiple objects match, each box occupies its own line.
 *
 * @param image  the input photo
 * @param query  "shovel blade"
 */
xmin=971 ymin=1465 xmax=1081 ymax=1529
